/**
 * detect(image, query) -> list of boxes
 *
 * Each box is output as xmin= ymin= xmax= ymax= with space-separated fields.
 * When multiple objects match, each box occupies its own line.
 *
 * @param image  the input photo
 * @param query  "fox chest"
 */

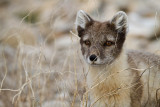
xmin=87 ymin=79 xmax=131 ymax=107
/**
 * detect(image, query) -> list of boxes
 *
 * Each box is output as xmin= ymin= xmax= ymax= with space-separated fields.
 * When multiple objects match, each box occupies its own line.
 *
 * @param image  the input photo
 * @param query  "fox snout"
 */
xmin=87 ymin=46 xmax=101 ymax=64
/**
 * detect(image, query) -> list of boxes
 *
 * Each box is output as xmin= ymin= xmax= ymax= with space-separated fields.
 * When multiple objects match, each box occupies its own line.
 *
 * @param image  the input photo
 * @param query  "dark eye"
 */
xmin=104 ymin=41 xmax=114 ymax=46
xmin=84 ymin=40 xmax=91 ymax=46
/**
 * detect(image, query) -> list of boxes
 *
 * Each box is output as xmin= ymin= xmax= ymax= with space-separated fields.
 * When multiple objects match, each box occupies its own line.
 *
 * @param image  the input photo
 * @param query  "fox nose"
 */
xmin=89 ymin=54 xmax=97 ymax=62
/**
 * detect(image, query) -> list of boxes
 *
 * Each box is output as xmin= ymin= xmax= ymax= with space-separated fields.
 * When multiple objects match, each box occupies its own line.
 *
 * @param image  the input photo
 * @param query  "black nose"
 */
xmin=89 ymin=54 xmax=97 ymax=61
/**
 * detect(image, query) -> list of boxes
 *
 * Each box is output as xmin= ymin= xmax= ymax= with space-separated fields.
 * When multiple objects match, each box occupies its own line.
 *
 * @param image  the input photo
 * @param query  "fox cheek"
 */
xmin=81 ymin=46 xmax=85 ymax=55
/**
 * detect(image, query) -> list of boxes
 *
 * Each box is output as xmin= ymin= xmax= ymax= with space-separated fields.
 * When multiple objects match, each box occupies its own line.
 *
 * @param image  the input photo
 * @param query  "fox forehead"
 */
xmin=82 ymin=21 xmax=117 ymax=42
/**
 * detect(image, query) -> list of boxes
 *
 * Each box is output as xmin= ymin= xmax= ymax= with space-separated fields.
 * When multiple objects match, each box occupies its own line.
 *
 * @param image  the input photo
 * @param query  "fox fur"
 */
xmin=75 ymin=10 xmax=160 ymax=107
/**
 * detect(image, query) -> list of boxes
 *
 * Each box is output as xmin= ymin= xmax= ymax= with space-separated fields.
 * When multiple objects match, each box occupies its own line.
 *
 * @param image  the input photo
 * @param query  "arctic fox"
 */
xmin=75 ymin=10 xmax=160 ymax=107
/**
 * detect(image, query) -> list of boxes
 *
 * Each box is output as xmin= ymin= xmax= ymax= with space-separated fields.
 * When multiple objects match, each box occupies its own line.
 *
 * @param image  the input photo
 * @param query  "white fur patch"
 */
xmin=83 ymin=35 xmax=89 ymax=41
xmin=107 ymin=35 xmax=115 ymax=41
xmin=75 ymin=10 xmax=91 ymax=29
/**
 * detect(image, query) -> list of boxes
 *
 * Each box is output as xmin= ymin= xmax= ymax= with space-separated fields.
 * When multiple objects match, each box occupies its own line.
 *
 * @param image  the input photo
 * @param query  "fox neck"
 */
xmin=86 ymin=49 xmax=132 ymax=106
xmin=88 ymin=49 xmax=128 ymax=74
xmin=87 ymin=49 xmax=131 ymax=90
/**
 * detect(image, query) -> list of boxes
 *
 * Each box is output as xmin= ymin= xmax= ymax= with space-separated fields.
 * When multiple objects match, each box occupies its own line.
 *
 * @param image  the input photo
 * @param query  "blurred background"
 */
xmin=0 ymin=0 xmax=160 ymax=107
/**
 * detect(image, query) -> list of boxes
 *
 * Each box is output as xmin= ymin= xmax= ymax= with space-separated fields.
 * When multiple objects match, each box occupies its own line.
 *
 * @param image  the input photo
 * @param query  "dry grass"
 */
xmin=0 ymin=0 xmax=160 ymax=107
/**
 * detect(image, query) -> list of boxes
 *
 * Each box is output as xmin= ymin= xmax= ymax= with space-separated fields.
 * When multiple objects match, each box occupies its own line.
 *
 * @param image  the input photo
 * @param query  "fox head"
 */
xmin=75 ymin=10 xmax=128 ymax=65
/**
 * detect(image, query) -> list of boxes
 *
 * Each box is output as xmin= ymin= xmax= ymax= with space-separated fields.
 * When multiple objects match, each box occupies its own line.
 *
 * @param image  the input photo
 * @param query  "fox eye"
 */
xmin=84 ymin=40 xmax=91 ymax=46
xmin=104 ymin=41 xmax=114 ymax=46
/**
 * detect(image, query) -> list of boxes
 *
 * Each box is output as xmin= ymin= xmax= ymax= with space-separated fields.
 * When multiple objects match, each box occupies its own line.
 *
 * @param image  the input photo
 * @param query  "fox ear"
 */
xmin=75 ymin=10 xmax=92 ymax=37
xmin=110 ymin=11 xmax=128 ymax=34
